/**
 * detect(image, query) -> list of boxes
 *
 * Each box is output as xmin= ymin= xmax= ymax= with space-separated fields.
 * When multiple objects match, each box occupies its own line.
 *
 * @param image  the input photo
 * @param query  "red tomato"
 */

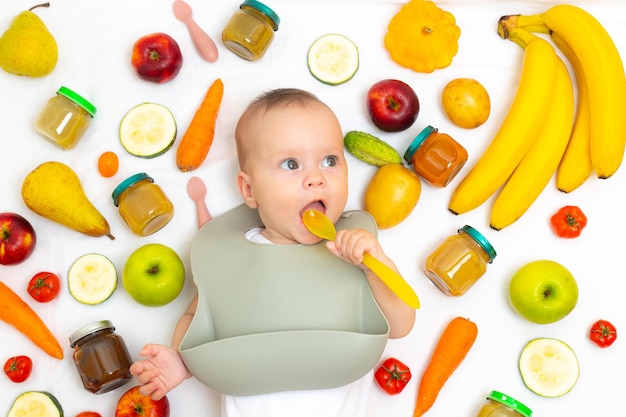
xmin=3 ymin=355 xmax=32 ymax=383
xmin=589 ymin=319 xmax=617 ymax=348
xmin=374 ymin=357 xmax=411 ymax=395
xmin=27 ymin=271 xmax=61 ymax=303
xmin=98 ymin=151 xmax=119 ymax=177
xmin=76 ymin=412 xmax=103 ymax=417
xmin=550 ymin=205 xmax=587 ymax=238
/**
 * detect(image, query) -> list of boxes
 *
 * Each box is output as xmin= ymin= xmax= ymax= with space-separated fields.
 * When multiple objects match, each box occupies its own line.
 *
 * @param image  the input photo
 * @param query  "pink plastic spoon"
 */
xmin=173 ymin=0 xmax=218 ymax=63
xmin=187 ymin=176 xmax=212 ymax=229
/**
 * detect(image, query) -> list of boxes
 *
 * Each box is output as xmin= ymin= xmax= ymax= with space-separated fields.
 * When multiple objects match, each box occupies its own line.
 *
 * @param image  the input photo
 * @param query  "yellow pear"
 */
xmin=0 ymin=3 xmax=58 ymax=77
xmin=21 ymin=161 xmax=115 ymax=239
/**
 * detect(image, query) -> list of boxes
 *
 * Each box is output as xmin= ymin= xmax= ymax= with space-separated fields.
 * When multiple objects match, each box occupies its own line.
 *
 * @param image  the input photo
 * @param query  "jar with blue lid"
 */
xmin=34 ymin=86 xmax=97 ymax=150
xmin=424 ymin=225 xmax=496 ymax=296
xmin=222 ymin=0 xmax=280 ymax=61
xmin=476 ymin=390 xmax=532 ymax=417
xmin=112 ymin=173 xmax=174 ymax=236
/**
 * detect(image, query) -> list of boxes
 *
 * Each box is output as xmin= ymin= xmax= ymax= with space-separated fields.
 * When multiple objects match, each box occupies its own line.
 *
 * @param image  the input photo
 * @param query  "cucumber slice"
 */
xmin=120 ymin=102 xmax=177 ymax=158
xmin=8 ymin=391 xmax=63 ymax=417
xmin=307 ymin=34 xmax=359 ymax=85
xmin=519 ymin=337 xmax=579 ymax=397
xmin=68 ymin=253 xmax=117 ymax=305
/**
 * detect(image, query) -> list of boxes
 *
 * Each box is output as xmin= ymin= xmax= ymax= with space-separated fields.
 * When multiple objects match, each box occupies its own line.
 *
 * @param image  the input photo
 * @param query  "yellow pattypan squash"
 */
xmin=384 ymin=0 xmax=461 ymax=73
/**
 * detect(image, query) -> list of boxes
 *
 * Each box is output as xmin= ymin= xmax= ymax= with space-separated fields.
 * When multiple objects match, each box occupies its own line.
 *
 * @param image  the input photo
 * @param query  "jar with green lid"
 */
xmin=424 ymin=225 xmax=496 ymax=296
xmin=69 ymin=320 xmax=133 ymax=394
xmin=222 ymin=0 xmax=280 ymax=61
xmin=476 ymin=391 xmax=532 ymax=417
xmin=34 ymin=86 xmax=97 ymax=150
xmin=112 ymin=173 xmax=174 ymax=236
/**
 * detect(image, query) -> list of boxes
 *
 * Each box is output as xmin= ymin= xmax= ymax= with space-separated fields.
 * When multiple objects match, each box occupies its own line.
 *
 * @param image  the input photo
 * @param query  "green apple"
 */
xmin=122 ymin=243 xmax=185 ymax=307
xmin=508 ymin=260 xmax=578 ymax=324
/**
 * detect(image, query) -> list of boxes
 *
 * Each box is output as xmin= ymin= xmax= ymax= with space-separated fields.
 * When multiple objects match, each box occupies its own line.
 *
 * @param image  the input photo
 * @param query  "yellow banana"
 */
xmin=552 ymin=32 xmax=593 ymax=193
xmin=515 ymin=4 xmax=626 ymax=179
xmin=490 ymin=55 xmax=575 ymax=231
xmin=448 ymin=28 xmax=558 ymax=215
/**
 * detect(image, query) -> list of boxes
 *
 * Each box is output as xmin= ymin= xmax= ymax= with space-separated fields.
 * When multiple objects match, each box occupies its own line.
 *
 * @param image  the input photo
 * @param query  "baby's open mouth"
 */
xmin=300 ymin=201 xmax=325 ymax=219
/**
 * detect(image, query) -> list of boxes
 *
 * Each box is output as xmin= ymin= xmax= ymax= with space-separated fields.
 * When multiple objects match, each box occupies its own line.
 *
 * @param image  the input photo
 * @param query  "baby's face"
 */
xmin=238 ymin=102 xmax=348 ymax=245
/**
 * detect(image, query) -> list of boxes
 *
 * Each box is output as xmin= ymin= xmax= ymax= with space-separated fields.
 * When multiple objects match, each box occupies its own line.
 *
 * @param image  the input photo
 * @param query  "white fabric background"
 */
xmin=1 ymin=1 xmax=625 ymax=416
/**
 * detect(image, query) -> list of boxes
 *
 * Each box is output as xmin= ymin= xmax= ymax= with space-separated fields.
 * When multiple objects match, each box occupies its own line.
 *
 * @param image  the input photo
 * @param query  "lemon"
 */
xmin=307 ymin=34 xmax=359 ymax=85
xmin=119 ymin=102 xmax=177 ymax=158
xmin=441 ymin=78 xmax=491 ymax=129
xmin=518 ymin=337 xmax=579 ymax=397
xmin=364 ymin=164 xmax=421 ymax=229
xmin=68 ymin=253 xmax=117 ymax=305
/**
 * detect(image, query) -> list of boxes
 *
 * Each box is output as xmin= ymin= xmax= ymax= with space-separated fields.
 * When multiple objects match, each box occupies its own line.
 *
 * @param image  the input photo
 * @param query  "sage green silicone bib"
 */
xmin=179 ymin=204 xmax=389 ymax=396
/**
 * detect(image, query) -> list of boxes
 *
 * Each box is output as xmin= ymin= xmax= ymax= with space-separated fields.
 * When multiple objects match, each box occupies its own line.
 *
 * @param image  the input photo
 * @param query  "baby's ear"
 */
xmin=236 ymin=171 xmax=258 ymax=208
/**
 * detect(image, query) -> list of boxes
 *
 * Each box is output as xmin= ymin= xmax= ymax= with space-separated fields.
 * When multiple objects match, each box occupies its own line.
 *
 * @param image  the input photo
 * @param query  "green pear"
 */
xmin=0 ymin=3 xmax=58 ymax=77
xmin=21 ymin=161 xmax=115 ymax=239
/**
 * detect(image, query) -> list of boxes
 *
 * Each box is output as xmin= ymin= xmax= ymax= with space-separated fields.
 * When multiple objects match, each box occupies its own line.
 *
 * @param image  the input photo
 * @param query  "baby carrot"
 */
xmin=413 ymin=316 xmax=478 ymax=417
xmin=0 ymin=281 xmax=63 ymax=359
xmin=176 ymin=78 xmax=224 ymax=172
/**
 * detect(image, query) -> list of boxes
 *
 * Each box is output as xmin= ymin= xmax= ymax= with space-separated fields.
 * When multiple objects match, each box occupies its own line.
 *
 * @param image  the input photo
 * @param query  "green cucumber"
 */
xmin=344 ymin=130 xmax=403 ymax=167
xmin=8 ymin=391 xmax=63 ymax=417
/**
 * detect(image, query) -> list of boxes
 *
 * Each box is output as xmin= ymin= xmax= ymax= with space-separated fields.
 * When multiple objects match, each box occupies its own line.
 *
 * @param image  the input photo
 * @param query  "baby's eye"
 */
xmin=279 ymin=159 xmax=299 ymax=170
xmin=322 ymin=156 xmax=338 ymax=167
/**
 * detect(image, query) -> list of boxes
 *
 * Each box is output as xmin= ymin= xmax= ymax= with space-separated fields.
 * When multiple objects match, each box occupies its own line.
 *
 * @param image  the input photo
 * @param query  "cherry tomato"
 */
xmin=27 ymin=271 xmax=61 ymax=303
xmin=76 ymin=412 xmax=103 ymax=417
xmin=589 ymin=319 xmax=617 ymax=348
xmin=374 ymin=357 xmax=411 ymax=395
xmin=3 ymin=355 xmax=32 ymax=383
xmin=98 ymin=151 xmax=119 ymax=177
xmin=550 ymin=205 xmax=587 ymax=238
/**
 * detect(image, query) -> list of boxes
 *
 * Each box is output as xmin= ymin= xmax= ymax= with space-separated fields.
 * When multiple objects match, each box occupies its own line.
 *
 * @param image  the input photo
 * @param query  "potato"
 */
xmin=441 ymin=78 xmax=491 ymax=129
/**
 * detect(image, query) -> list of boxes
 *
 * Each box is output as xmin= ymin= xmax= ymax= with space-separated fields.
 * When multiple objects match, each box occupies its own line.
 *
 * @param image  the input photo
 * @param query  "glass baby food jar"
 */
xmin=34 ymin=86 xmax=97 ymax=150
xmin=112 ymin=173 xmax=174 ymax=236
xmin=69 ymin=320 xmax=133 ymax=394
xmin=403 ymin=125 xmax=468 ymax=187
xmin=476 ymin=391 xmax=533 ymax=417
xmin=222 ymin=0 xmax=280 ymax=61
xmin=424 ymin=225 xmax=496 ymax=296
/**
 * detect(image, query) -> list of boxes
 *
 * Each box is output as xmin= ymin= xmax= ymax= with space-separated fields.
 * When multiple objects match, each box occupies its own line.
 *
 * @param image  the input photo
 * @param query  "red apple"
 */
xmin=0 ymin=212 xmax=36 ymax=265
xmin=131 ymin=33 xmax=183 ymax=83
xmin=115 ymin=386 xmax=169 ymax=417
xmin=367 ymin=79 xmax=420 ymax=132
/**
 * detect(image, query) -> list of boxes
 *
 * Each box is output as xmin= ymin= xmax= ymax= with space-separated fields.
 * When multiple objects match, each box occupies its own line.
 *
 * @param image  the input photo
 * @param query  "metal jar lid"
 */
xmin=69 ymin=320 xmax=115 ymax=347
xmin=241 ymin=0 xmax=280 ymax=30
xmin=112 ymin=172 xmax=153 ymax=206
xmin=57 ymin=86 xmax=97 ymax=117
xmin=459 ymin=225 xmax=497 ymax=263
xmin=487 ymin=390 xmax=532 ymax=417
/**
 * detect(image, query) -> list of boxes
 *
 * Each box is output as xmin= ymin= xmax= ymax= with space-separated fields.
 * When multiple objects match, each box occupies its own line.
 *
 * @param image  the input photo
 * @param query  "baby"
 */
xmin=130 ymin=88 xmax=415 ymax=417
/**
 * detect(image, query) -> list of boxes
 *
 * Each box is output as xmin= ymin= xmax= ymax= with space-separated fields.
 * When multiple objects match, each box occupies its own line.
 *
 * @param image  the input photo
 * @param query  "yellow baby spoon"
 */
xmin=303 ymin=209 xmax=420 ymax=309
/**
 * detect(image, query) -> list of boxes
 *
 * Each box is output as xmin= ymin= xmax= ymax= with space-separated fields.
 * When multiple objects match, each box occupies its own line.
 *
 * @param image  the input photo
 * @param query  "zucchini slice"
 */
xmin=68 ymin=253 xmax=117 ymax=305
xmin=307 ymin=34 xmax=359 ymax=85
xmin=8 ymin=391 xmax=63 ymax=417
xmin=120 ymin=102 xmax=177 ymax=158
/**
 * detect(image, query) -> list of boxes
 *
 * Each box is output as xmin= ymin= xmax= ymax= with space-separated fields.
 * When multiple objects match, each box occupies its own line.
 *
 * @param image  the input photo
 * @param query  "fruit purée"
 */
xmin=403 ymin=125 xmax=468 ymax=187
xmin=424 ymin=225 xmax=496 ymax=296
xmin=476 ymin=391 xmax=533 ymax=417
xmin=34 ymin=86 xmax=96 ymax=150
xmin=69 ymin=320 xmax=133 ymax=394
xmin=112 ymin=173 xmax=174 ymax=236
xmin=222 ymin=0 xmax=280 ymax=61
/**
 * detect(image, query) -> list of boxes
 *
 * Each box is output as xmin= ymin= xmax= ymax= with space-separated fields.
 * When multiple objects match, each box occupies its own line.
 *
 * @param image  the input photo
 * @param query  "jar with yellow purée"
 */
xmin=222 ymin=0 xmax=280 ymax=61
xmin=69 ymin=320 xmax=133 ymax=394
xmin=476 ymin=391 xmax=532 ymax=417
xmin=424 ymin=225 xmax=496 ymax=296
xmin=403 ymin=125 xmax=468 ymax=187
xmin=112 ymin=173 xmax=174 ymax=236
xmin=34 ymin=86 xmax=97 ymax=150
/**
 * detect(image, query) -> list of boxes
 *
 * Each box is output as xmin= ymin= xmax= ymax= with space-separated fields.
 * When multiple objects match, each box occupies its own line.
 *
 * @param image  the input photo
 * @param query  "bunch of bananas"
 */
xmin=448 ymin=4 xmax=626 ymax=230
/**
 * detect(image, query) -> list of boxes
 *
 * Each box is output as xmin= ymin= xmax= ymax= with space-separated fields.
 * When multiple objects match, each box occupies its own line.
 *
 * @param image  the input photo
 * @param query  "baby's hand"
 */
xmin=326 ymin=228 xmax=383 ymax=268
xmin=129 ymin=344 xmax=191 ymax=400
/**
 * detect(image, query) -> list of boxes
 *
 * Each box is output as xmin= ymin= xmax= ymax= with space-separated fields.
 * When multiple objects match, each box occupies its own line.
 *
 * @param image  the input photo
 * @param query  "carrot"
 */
xmin=413 ymin=316 xmax=478 ymax=417
xmin=0 ymin=281 xmax=63 ymax=359
xmin=176 ymin=78 xmax=224 ymax=172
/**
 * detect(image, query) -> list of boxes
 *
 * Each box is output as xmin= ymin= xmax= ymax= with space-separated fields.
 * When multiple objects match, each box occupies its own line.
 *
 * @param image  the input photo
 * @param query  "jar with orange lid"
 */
xmin=403 ymin=125 xmax=468 ymax=187
xmin=112 ymin=173 xmax=174 ymax=236
xmin=222 ymin=0 xmax=280 ymax=61
xmin=424 ymin=225 xmax=496 ymax=296
xmin=476 ymin=390 xmax=532 ymax=417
